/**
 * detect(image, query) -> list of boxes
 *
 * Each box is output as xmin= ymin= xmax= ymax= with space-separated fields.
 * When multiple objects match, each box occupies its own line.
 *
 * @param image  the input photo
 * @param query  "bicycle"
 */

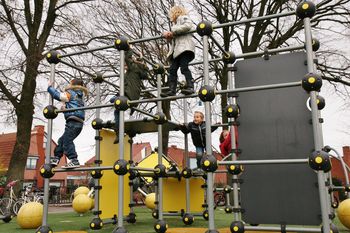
xmin=0 ymin=180 xmax=19 ymax=215
xmin=12 ymin=184 xmax=43 ymax=215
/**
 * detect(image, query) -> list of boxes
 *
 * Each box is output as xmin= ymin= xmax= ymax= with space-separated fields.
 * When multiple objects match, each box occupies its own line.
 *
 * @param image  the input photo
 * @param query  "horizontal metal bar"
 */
xmin=129 ymin=93 xmax=198 ymax=104
xmin=54 ymin=166 xmax=113 ymax=172
xmin=216 ymin=81 xmax=301 ymax=95
xmin=244 ymin=225 xmax=320 ymax=233
xmin=60 ymin=45 xmax=115 ymax=58
xmin=218 ymin=159 xmax=308 ymax=165
xmin=141 ymin=87 xmax=169 ymax=93
xmin=57 ymin=103 xmax=114 ymax=113
xmin=131 ymin=107 xmax=157 ymax=119
xmin=60 ymin=60 xmax=95 ymax=77
xmin=236 ymin=45 xmax=305 ymax=59
xmin=213 ymin=11 xmax=295 ymax=30
xmin=129 ymin=167 xmax=156 ymax=172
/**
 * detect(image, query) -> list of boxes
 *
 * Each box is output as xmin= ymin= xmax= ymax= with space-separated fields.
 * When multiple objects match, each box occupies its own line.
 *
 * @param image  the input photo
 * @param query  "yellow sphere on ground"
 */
xmin=73 ymin=186 xmax=90 ymax=198
xmin=17 ymin=202 xmax=43 ymax=229
xmin=145 ymin=193 xmax=156 ymax=209
xmin=338 ymin=199 xmax=350 ymax=229
xmin=73 ymin=194 xmax=92 ymax=214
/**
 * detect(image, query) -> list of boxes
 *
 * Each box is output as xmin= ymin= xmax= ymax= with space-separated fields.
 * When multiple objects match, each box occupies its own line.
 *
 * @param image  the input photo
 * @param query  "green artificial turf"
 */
xmin=0 ymin=207 xmax=349 ymax=233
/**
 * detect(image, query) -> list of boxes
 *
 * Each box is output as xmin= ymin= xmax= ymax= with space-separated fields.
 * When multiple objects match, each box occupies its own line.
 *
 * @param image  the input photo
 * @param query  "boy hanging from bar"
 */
xmin=48 ymin=79 xmax=88 ymax=168
xmin=110 ymin=47 xmax=149 ymax=143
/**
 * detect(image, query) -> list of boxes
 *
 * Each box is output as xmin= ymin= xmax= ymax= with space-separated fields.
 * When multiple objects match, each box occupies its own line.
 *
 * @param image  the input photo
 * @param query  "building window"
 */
xmin=141 ymin=148 xmax=146 ymax=159
xmin=26 ymin=157 xmax=38 ymax=170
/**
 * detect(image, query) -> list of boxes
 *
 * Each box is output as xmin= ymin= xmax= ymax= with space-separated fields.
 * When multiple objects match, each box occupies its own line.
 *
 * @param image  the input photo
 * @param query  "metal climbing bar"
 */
xmin=60 ymin=60 xmax=96 ymax=77
xmin=54 ymin=166 xmax=113 ymax=172
xmin=209 ymin=35 xmax=229 ymax=56
xmin=218 ymin=159 xmax=309 ymax=165
xmin=60 ymin=44 xmax=114 ymax=58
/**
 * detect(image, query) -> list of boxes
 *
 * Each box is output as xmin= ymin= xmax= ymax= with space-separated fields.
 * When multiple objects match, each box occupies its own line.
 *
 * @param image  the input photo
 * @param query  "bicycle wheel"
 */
xmin=13 ymin=199 xmax=25 ymax=215
xmin=0 ymin=198 xmax=13 ymax=215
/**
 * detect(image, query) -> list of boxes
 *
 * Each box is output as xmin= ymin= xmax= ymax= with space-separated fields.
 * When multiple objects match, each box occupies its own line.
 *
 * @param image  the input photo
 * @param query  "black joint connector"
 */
xmin=93 ymin=210 xmax=102 ymax=215
xmin=325 ymin=180 xmax=330 ymax=186
xmin=227 ymin=67 xmax=236 ymax=72
xmin=228 ymin=92 xmax=239 ymax=98
xmin=95 ymin=136 xmax=103 ymax=141
xmin=129 ymin=203 xmax=136 ymax=208
xmin=128 ymin=181 xmax=133 ymax=186
xmin=232 ymin=66 xmax=238 ymax=71
xmin=319 ymin=118 xmax=324 ymax=123
xmin=281 ymin=224 xmax=287 ymax=233
xmin=201 ymin=184 xmax=208 ymax=188
xmin=154 ymin=201 xmax=159 ymax=205
xmin=232 ymin=121 xmax=240 ymax=126
xmin=202 ymin=204 xmax=208 ymax=208
xmin=230 ymin=148 xmax=242 ymax=154
xmin=94 ymin=160 xmax=103 ymax=165
xmin=232 ymin=178 xmax=243 ymax=184
xmin=263 ymin=48 xmax=269 ymax=60
xmin=94 ymin=185 xmax=102 ymax=190
xmin=232 ymin=208 xmax=242 ymax=213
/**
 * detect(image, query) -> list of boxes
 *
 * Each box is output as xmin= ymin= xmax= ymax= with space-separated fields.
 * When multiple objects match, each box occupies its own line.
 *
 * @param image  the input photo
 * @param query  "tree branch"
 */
xmin=0 ymin=76 xmax=19 ymax=108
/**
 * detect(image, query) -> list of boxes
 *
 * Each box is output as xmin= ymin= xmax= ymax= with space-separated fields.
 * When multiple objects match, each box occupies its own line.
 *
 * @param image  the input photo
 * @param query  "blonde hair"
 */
xmin=194 ymin=111 xmax=204 ymax=119
xmin=169 ymin=6 xmax=187 ymax=23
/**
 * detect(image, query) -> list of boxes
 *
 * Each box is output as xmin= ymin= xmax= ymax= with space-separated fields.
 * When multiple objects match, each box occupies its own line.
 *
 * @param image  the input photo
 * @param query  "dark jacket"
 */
xmin=48 ymin=85 xmax=88 ymax=122
xmin=180 ymin=121 xmax=218 ymax=148
xmin=110 ymin=50 xmax=148 ymax=108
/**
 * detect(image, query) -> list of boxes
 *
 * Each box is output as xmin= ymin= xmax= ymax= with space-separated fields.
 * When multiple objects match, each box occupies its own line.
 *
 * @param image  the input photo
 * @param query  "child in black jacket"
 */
xmin=180 ymin=111 xmax=219 ymax=168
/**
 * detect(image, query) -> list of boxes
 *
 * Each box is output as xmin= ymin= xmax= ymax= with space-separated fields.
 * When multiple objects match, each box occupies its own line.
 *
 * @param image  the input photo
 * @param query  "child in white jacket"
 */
xmin=161 ymin=5 xmax=195 ymax=97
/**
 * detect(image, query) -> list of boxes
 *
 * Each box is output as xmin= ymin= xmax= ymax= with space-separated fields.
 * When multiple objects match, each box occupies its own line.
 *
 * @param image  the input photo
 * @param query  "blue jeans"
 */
xmin=195 ymin=147 xmax=205 ymax=168
xmin=54 ymin=120 xmax=83 ymax=161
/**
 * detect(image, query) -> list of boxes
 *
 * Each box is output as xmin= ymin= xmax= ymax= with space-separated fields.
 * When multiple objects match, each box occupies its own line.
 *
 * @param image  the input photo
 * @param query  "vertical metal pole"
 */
xmin=42 ymin=64 xmax=56 ymax=226
xmin=227 ymin=64 xmax=240 ymax=221
xmin=304 ymin=17 xmax=330 ymax=233
xmin=184 ymin=99 xmax=191 ymax=213
xmin=117 ymin=50 xmax=126 ymax=228
xmin=129 ymin=138 xmax=134 ymax=213
xmin=157 ymin=73 xmax=164 ymax=220
xmin=94 ymin=82 xmax=101 ymax=216
xmin=203 ymin=35 xmax=216 ymax=231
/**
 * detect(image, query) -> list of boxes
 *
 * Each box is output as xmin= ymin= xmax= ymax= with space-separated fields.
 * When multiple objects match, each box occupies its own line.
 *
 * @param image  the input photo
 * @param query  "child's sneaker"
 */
xmin=50 ymin=157 xmax=60 ymax=167
xmin=62 ymin=160 xmax=80 ymax=169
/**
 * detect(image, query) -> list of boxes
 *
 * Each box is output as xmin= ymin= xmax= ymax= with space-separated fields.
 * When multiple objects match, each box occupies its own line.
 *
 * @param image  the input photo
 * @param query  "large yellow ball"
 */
xmin=145 ymin=193 xmax=156 ymax=209
xmin=338 ymin=199 xmax=350 ymax=229
xmin=17 ymin=202 xmax=43 ymax=229
xmin=72 ymin=194 xmax=92 ymax=214
xmin=73 ymin=186 xmax=90 ymax=198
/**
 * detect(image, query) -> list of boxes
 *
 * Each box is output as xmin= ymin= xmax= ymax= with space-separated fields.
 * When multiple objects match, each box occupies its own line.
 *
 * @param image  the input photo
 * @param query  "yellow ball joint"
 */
xmin=201 ymin=155 xmax=218 ymax=172
xmin=153 ymin=164 xmax=167 ymax=178
xmin=91 ymin=118 xmax=103 ymax=130
xmin=302 ymin=73 xmax=322 ymax=92
xmin=181 ymin=167 xmax=193 ymax=178
xmin=114 ymin=96 xmax=130 ymax=111
xmin=308 ymin=150 xmax=331 ymax=172
xmin=196 ymin=21 xmax=213 ymax=37
xmin=39 ymin=164 xmax=55 ymax=178
xmin=225 ymin=104 xmax=240 ymax=118
xmin=114 ymin=36 xmax=130 ymax=51
xmin=113 ymin=159 xmax=130 ymax=175
xmin=89 ymin=217 xmax=103 ymax=230
xmin=46 ymin=50 xmax=61 ymax=64
xmin=296 ymin=1 xmax=316 ymax=20
xmin=198 ymin=85 xmax=216 ymax=102
xmin=227 ymin=164 xmax=244 ymax=175
xmin=182 ymin=213 xmax=194 ymax=225
xmin=153 ymin=63 xmax=165 ymax=75
xmin=230 ymin=221 xmax=245 ymax=233
xmin=35 ymin=225 xmax=53 ymax=233
xmin=154 ymin=219 xmax=168 ymax=233
xmin=154 ymin=112 xmax=167 ymax=125
xmin=43 ymin=105 xmax=58 ymax=119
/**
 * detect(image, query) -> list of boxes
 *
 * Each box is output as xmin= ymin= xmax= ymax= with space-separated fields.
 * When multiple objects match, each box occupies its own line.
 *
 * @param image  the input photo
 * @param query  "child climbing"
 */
xmin=219 ymin=127 xmax=239 ymax=157
xmin=110 ymin=48 xmax=149 ymax=143
xmin=48 ymin=79 xmax=88 ymax=168
xmin=161 ymin=5 xmax=195 ymax=97
xmin=180 ymin=111 xmax=219 ymax=169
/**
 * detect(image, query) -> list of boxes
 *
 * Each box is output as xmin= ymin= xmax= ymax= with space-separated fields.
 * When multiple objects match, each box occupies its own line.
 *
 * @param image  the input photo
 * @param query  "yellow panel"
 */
xmin=99 ymin=129 xmax=130 ymax=219
xmin=163 ymin=177 xmax=205 ymax=212
xmin=137 ymin=152 xmax=172 ymax=183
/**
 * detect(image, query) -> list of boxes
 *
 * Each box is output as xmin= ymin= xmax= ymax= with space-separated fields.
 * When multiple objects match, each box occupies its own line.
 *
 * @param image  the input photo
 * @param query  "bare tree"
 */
xmin=0 ymin=0 xmax=101 ymax=192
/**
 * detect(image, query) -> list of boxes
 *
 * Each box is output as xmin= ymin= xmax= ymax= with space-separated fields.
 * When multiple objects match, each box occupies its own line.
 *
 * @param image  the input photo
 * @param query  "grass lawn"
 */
xmin=1 ymin=207 xmax=349 ymax=233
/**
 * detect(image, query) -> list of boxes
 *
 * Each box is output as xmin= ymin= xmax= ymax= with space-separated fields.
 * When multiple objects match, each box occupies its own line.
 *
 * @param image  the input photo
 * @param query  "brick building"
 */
xmin=330 ymin=146 xmax=350 ymax=184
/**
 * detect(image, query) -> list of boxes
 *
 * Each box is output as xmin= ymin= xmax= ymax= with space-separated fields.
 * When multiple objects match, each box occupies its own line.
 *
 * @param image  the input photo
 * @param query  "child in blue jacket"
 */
xmin=47 ymin=79 xmax=88 ymax=168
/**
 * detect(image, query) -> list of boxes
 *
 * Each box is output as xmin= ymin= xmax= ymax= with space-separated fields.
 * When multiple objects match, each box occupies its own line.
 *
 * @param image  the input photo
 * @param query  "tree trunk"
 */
xmin=6 ymin=58 xmax=39 ymax=194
